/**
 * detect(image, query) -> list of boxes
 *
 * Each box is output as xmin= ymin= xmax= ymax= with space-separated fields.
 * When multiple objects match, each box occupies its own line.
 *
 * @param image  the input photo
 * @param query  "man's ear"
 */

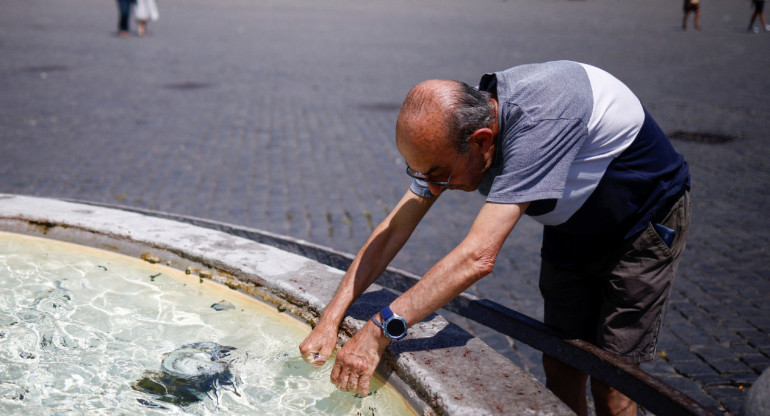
xmin=469 ymin=128 xmax=495 ymax=155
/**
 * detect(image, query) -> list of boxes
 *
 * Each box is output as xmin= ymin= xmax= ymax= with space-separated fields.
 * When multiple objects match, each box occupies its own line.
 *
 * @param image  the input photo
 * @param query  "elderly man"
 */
xmin=299 ymin=60 xmax=691 ymax=416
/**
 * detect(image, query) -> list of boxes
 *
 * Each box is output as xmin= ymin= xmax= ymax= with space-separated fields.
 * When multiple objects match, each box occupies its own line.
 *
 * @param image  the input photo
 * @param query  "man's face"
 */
xmin=395 ymin=84 xmax=497 ymax=196
xmin=397 ymin=132 xmax=489 ymax=196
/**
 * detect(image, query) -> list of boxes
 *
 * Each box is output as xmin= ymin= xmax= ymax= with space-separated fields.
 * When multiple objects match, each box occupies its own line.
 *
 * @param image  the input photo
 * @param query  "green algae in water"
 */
xmin=0 ymin=232 xmax=416 ymax=415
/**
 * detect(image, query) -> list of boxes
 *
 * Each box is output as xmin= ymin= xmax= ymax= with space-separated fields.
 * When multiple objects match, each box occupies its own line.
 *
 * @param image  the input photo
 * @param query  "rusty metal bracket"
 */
xmin=448 ymin=297 xmax=719 ymax=416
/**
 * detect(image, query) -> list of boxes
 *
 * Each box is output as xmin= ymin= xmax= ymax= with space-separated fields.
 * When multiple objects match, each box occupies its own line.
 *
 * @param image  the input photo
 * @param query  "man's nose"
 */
xmin=427 ymin=183 xmax=446 ymax=196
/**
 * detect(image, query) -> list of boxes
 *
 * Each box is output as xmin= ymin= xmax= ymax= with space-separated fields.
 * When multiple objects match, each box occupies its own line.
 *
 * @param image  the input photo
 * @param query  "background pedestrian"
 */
xmin=748 ymin=0 xmax=769 ymax=33
xmin=682 ymin=0 xmax=702 ymax=30
xmin=134 ymin=0 xmax=159 ymax=37
xmin=116 ymin=0 xmax=134 ymax=37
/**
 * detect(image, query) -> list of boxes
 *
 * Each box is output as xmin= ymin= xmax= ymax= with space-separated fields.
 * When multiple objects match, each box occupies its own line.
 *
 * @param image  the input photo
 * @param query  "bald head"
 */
xmin=396 ymin=79 xmax=459 ymax=154
xmin=396 ymin=79 xmax=495 ymax=155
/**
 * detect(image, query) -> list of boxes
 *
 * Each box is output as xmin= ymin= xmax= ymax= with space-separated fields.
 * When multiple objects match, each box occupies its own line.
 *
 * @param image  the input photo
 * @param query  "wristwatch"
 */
xmin=372 ymin=305 xmax=408 ymax=340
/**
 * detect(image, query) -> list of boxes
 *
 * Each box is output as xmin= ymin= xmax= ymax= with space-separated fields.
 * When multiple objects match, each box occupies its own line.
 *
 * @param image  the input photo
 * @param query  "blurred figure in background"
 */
xmin=748 ymin=0 xmax=769 ymax=33
xmin=116 ymin=0 xmax=134 ymax=37
xmin=134 ymin=0 xmax=159 ymax=37
xmin=682 ymin=0 xmax=701 ymax=30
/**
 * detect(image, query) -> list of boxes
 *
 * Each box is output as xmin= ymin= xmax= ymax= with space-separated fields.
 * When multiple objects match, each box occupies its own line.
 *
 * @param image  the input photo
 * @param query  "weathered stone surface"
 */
xmin=0 ymin=195 xmax=572 ymax=415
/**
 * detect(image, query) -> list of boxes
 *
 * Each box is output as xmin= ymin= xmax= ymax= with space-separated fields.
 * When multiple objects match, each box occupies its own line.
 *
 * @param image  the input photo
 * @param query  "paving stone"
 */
xmin=721 ymin=399 xmax=746 ymax=416
xmin=729 ymin=372 xmax=760 ymax=387
xmin=720 ymin=317 xmax=758 ymax=332
xmin=707 ymin=359 xmax=753 ymax=375
xmin=739 ymin=329 xmax=770 ymax=348
xmin=674 ymin=390 xmax=724 ymax=416
xmin=653 ymin=375 xmax=701 ymax=394
xmin=673 ymin=361 xmax=719 ymax=378
xmin=759 ymin=346 xmax=770 ymax=358
xmin=742 ymin=356 xmax=770 ymax=374
xmin=718 ymin=336 xmax=755 ymax=352
xmin=640 ymin=360 xmax=678 ymax=377
xmin=694 ymin=374 xmax=732 ymax=388
xmin=691 ymin=344 xmax=733 ymax=358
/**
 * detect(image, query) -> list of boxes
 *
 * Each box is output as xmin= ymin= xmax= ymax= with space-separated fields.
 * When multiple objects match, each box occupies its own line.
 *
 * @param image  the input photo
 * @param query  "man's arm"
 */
xmin=331 ymin=200 xmax=529 ymax=396
xmin=299 ymin=189 xmax=436 ymax=367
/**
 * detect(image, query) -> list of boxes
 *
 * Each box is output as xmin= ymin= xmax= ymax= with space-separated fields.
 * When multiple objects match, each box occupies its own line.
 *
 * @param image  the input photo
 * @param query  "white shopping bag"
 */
xmin=134 ymin=0 xmax=159 ymax=22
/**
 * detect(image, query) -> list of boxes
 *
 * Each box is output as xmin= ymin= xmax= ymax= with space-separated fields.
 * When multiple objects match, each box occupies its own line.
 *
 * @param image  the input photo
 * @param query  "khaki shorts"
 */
xmin=539 ymin=191 xmax=691 ymax=364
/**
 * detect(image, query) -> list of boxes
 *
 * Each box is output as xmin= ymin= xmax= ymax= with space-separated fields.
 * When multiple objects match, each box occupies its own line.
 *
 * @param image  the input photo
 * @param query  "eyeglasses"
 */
xmin=405 ymin=152 xmax=462 ymax=188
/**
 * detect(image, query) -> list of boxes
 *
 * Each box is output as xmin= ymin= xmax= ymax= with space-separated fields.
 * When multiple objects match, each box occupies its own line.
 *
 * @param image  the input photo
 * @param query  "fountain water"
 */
xmin=0 ymin=194 xmax=573 ymax=415
xmin=0 ymin=231 xmax=415 ymax=415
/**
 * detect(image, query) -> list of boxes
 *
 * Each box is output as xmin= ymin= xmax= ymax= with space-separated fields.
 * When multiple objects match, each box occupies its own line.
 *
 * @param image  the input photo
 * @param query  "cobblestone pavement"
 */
xmin=1 ymin=0 xmax=768 ymax=414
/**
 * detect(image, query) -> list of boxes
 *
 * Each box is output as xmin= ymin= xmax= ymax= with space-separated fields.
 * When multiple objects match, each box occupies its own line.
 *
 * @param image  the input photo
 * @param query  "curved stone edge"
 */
xmin=741 ymin=366 xmax=770 ymax=416
xmin=0 ymin=194 xmax=572 ymax=416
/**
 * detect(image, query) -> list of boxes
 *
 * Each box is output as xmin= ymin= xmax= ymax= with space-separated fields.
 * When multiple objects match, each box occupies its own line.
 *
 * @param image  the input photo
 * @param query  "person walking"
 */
xmin=299 ymin=61 xmax=691 ymax=416
xmin=134 ymin=0 xmax=159 ymax=37
xmin=116 ymin=0 xmax=135 ymax=37
xmin=682 ymin=0 xmax=702 ymax=30
xmin=748 ymin=0 xmax=770 ymax=33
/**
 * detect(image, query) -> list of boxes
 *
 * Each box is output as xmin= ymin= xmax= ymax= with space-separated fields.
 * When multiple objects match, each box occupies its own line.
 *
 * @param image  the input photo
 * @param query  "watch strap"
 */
xmin=380 ymin=305 xmax=396 ymax=321
xmin=376 ymin=305 xmax=408 ymax=340
xmin=372 ymin=314 xmax=386 ymax=331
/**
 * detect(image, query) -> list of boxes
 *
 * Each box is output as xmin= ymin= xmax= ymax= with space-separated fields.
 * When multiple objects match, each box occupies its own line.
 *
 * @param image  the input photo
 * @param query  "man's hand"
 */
xmin=299 ymin=321 xmax=338 ymax=368
xmin=330 ymin=321 xmax=390 ymax=397
xmin=299 ymin=190 xmax=431 ymax=370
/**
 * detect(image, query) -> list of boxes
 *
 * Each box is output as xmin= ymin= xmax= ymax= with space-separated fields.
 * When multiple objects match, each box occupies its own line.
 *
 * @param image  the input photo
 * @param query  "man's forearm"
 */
xmin=315 ymin=245 xmax=394 ymax=328
xmin=388 ymin=236 xmax=491 ymax=326
xmin=317 ymin=190 xmax=435 ymax=328
xmin=386 ymin=201 xmax=528 ymax=328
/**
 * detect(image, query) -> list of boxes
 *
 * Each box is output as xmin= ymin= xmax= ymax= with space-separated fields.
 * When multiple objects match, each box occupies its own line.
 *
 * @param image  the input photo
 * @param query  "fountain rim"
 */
xmin=0 ymin=194 xmax=571 ymax=416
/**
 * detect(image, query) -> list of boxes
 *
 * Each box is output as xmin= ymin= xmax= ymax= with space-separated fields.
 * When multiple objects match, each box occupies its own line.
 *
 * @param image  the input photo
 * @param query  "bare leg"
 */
xmin=694 ymin=9 xmax=701 ymax=29
xmin=682 ymin=10 xmax=689 ymax=30
xmin=543 ymin=354 xmax=589 ymax=416
xmin=138 ymin=20 xmax=147 ymax=36
xmin=592 ymin=376 xmax=639 ymax=416
xmin=748 ymin=7 xmax=768 ymax=30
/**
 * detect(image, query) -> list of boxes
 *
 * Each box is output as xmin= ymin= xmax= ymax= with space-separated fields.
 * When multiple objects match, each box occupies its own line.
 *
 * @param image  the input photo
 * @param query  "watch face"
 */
xmin=385 ymin=318 xmax=406 ymax=338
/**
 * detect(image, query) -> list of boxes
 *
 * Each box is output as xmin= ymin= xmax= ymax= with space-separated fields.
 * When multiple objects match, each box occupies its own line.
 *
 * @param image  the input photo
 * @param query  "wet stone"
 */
xmin=0 ymin=382 xmax=28 ymax=401
xmin=211 ymin=300 xmax=235 ymax=311
xmin=132 ymin=342 xmax=236 ymax=406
